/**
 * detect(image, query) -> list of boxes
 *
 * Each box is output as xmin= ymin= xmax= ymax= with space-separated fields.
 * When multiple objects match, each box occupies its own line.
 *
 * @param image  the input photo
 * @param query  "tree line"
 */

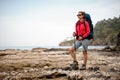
xmin=93 ymin=16 xmax=120 ymax=45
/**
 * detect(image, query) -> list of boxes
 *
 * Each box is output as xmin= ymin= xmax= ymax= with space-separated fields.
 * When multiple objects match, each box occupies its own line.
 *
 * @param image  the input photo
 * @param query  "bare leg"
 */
xmin=69 ymin=47 xmax=77 ymax=61
xmin=83 ymin=51 xmax=88 ymax=65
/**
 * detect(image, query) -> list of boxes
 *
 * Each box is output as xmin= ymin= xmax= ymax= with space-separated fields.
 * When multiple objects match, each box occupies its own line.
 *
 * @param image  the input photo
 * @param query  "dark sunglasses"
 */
xmin=77 ymin=14 xmax=82 ymax=16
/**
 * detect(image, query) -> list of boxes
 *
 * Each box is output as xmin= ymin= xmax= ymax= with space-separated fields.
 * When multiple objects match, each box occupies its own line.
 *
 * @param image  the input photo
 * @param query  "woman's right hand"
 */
xmin=73 ymin=32 xmax=76 ymax=37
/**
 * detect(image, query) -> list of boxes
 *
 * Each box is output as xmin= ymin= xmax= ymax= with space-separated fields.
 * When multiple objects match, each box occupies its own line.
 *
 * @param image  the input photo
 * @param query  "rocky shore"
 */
xmin=0 ymin=48 xmax=120 ymax=80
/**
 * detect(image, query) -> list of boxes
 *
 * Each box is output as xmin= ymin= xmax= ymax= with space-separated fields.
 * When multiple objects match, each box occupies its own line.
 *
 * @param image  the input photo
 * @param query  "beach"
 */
xmin=0 ymin=48 xmax=120 ymax=80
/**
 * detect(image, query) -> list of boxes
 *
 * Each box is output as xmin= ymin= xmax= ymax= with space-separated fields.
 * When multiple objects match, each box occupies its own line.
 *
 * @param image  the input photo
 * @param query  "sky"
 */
xmin=0 ymin=0 xmax=120 ymax=47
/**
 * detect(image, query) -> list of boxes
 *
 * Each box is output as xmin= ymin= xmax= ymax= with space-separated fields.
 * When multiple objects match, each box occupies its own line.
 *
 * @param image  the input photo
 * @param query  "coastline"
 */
xmin=0 ymin=47 xmax=120 ymax=80
xmin=0 ymin=45 xmax=106 ymax=50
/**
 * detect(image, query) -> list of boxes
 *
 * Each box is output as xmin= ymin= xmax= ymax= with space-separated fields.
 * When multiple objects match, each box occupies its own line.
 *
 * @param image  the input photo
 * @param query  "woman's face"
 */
xmin=77 ymin=13 xmax=84 ymax=20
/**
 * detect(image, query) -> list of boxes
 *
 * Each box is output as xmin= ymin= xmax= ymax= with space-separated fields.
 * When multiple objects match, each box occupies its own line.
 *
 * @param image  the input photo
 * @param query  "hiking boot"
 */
xmin=80 ymin=64 xmax=86 ymax=70
xmin=70 ymin=61 xmax=78 ymax=66
xmin=70 ymin=61 xmax=79 ymax=70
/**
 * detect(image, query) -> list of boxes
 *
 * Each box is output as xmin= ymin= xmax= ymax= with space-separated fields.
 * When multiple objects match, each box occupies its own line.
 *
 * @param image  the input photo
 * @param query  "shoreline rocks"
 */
xmin=0 ymin=48 xmax=120 ymax=80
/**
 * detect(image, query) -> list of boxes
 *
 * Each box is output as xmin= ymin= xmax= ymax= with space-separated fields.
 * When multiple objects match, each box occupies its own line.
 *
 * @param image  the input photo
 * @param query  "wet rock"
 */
xmin=88 ymin=66 xmax=100 ymax=72
xmin=67 ymin=71 xmax=83 ymax=80
xmin=61 ymin=66 xmax=71 ymax=71
xmin=32 ymin=47 xmax=47 ymax=52
xmin=43 ymin=66 xmax=49 ymax=70
xmin=0 ymin=72 xmax=9 ymax=79
xmin=110 ymin=67 xmax=120 ymax=73
xmin=44 ymin=48 xmax=68 ymax=52
xmin=103 ymin=46 xmax=112 ymax=51
xmin=10 ymin=71 xmax=18 ymax=76
xmin=39 ymin=69 xmax=67 ymax=79
xmin=23 ymin=67 xmax=39 ymax=73
xmin=4 ymin=49 xmax=16 ymax=52
xmin=0 ymin=49 xmax=16 ymax=56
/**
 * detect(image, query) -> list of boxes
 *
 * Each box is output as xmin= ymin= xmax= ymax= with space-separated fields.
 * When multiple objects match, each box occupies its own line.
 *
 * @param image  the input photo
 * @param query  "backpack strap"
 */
xmin=83 ymin=20 xmax=93 ymax=40
xmin=83 ymin=20 xmax=86 ymax=31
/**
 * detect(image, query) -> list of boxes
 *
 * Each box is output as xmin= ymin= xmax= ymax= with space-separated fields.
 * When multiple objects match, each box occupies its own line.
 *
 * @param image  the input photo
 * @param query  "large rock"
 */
xmin=114 ymin=32 xmax=120 ymax=51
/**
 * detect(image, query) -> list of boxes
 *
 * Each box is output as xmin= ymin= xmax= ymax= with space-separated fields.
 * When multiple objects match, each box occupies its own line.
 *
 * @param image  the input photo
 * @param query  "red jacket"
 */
xmin=75 ymin=19 xmax=90 ymax=39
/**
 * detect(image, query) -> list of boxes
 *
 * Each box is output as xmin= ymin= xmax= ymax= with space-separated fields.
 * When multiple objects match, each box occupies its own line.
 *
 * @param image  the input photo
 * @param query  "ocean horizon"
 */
xmin=0 ymin=45 xmax=106 ymax=50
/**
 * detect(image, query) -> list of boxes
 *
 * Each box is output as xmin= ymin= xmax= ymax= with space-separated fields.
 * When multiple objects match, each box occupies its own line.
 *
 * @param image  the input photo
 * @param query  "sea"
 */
xmin=0 ymin=46 xmax=106 ymax=50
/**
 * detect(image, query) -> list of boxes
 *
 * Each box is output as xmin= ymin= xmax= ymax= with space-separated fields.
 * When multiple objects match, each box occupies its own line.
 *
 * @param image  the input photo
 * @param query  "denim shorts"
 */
xmin=73 ymin=39 xmax=89 ymax=51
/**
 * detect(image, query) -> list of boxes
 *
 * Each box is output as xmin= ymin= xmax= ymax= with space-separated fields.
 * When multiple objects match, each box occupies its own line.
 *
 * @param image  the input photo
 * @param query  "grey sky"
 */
xmin=0 ymin=0 xmax=120 ymax=46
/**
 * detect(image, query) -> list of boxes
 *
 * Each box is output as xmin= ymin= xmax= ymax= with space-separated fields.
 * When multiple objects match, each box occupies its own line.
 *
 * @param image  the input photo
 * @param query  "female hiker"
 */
xmin=69 ymin=11 xmax=90 ymax=70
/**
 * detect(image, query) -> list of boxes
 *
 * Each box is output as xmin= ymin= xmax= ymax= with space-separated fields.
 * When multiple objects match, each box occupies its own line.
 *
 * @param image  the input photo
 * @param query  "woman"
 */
xmin=69 ymin=11 xmax=90 ymax=70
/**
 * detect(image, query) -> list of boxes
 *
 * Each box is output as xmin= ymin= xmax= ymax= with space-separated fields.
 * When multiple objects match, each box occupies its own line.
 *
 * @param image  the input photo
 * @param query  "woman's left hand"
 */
xmin=78 ymin=36 xmax=83 ymax=41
